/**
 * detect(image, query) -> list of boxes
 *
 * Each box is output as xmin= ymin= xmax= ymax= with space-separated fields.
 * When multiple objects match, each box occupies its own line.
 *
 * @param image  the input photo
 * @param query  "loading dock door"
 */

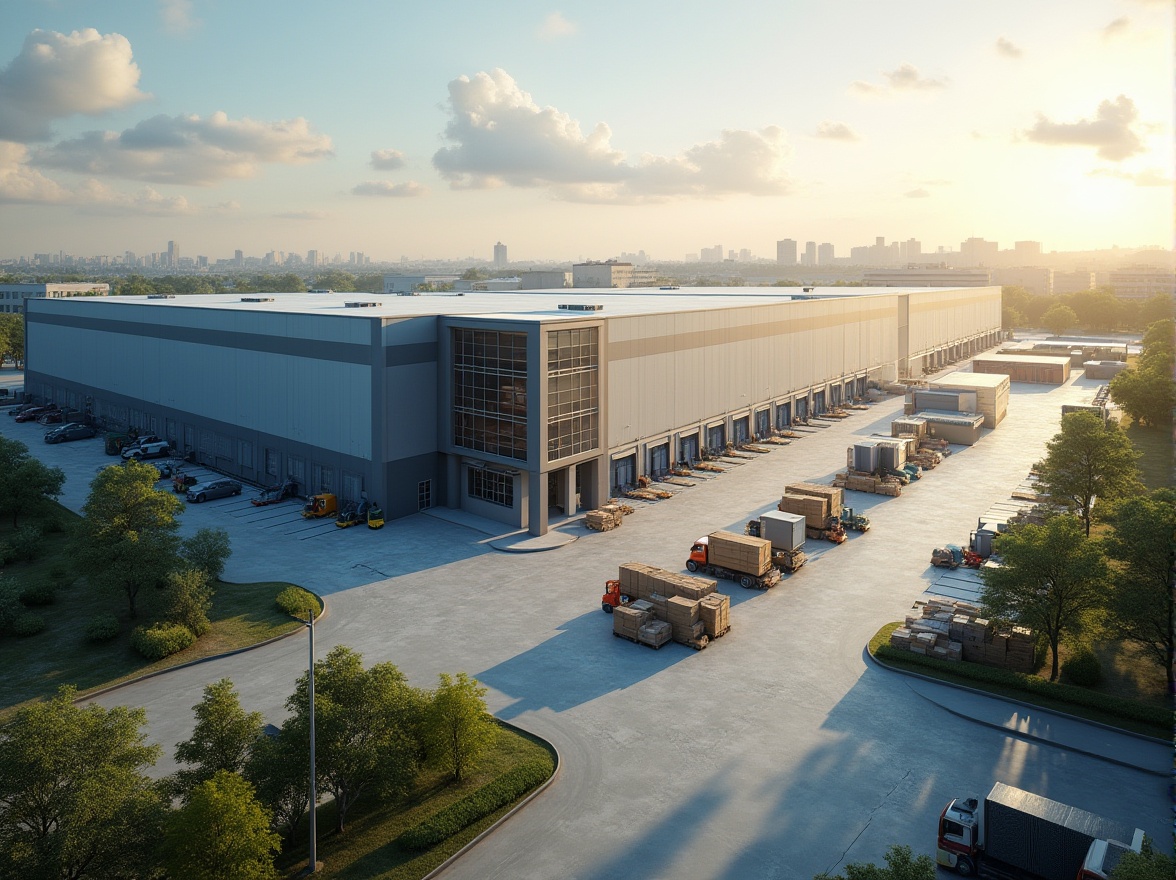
xmin=856 ymin=377 xmax=867 ymax=398
xmin=706 ymin=424 xmax=726 ymax=453
xmin=649 ymin=443 xmax=670 ymax=477
xmin=679 ymin=434 xmax=700 ymax=465
xmin=754 ymin=409 xmax=770 ymax=438
xmin=776 ymin=402 xmax=791 ymax=429
xmin=813 ymin=390 xmax=826 ymax=414
xmin=795 ymin=398 xmax=809 ymax=420
xmin=732 ymin=416 xmax=750 ymax=445
xmin=611 ymin=454 xmax=636 ymax=493
xmin=844 ymin=381 xmax=855 ymax=403
xmin=830 ymin=385 xmax=842 ymax=407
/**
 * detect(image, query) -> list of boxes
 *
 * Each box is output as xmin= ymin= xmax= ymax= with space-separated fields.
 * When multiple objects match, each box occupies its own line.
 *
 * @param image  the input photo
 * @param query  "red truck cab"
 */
xmin=686 ymin=536 xmax=709 ymax=571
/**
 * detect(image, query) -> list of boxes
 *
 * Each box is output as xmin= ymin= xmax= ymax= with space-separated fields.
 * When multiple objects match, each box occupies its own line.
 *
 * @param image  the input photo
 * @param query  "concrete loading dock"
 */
xmin=926 ymin=371 xmax=1009 ymax=428
xmin=972 ymin=354 xmax=1071 ymax=385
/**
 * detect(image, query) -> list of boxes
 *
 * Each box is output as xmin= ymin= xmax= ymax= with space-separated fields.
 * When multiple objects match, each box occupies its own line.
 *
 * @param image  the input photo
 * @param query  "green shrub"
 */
xmin=48 ymin=565 xmax=70 ymax=583
xmin=398 ymin=758 xmax=553 ymax=851
xmin=19 ymin=582 xmax=56 ymax=607
xmin=6 ymin=525 xmax=44 ymax=562
xmin=275 ymin=587 xmax=318 ymax=617
xmin=163 ymin=569 xmax=212 ymax=637
xmin=1061 ymin=649 xmax=1103 ymax=687
xmin=12 ymin=613 xmax=46 ymax=637
xmin=874 ymin=645 xmax=1168 ymax=729
xmin=43 ymin=517 xmax=66 ymax=534
xmin=85 ymin=614 xmax=121 ymax=642
xmin=0 ymin=575 xmax=22 ymax=632
xmin=131 ymin=623 xmax=196 ymax=660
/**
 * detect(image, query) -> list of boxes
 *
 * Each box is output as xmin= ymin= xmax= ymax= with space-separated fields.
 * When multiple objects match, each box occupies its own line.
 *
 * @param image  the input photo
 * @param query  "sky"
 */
xmin=0 ymin=0 xmax=1171 ymax=263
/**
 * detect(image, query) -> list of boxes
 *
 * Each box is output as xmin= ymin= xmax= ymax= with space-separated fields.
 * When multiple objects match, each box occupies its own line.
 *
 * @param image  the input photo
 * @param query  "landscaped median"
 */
xmin=868 ymin=622 xmax=1171 ymax=740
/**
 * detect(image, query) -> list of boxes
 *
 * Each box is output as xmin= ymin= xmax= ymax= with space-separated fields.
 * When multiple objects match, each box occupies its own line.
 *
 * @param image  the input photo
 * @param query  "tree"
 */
xmin=162 ymin=770 xmax=280 ymax=880
xmin=1110 ymin=846 xmax=1176 ymax=880
xmin=286 ymin=646 xmax=424 ymax=833
xmin=245 ymin=718 xmax=311 ymax=842
xmin=1034 ymin=411 xmax=1141 ymax=536
xmin=0 ymin=313 xmax=23 ymax=366
xmin=425 ymin=672 xmax=498 ymax=782
xmin=310 ymin=269 xmax=356 ymax=291
xmin=74 ymin=461 xmax=184 ymax=617
xmin=0 ymin=687 xmax=166 ymax=879
xmin=814 ymin=844 xmax=936 ymax=880
xmin=1109 ymin=367 xmax=1176 ymax=428
xmin=1001 ymin=306 xmax=1024 ymax=330
xmin=981 ymin=515 xmax=1109 ymax=681
xmin=1103 ymin=491 xmax=1176 ymax=692
xmin=1137 ymin=294 xmax=1174 ymax=328
xmin=163 ymin=567 xmax=213 ymax=636
xmin=1041 ymin=303 xmax=1078 ymax=337
xmin=0 ymin=435 xmax=65 ymax=528
xmin=172 ymin=680 xmax=264 ymax=799
xmin=180 ymin=526 xmax=232 ymax=583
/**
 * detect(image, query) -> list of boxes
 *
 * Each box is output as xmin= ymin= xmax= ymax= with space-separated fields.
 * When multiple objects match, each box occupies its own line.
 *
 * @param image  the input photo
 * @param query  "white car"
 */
xmin=121 ymin=438 xmax=172 ymax=460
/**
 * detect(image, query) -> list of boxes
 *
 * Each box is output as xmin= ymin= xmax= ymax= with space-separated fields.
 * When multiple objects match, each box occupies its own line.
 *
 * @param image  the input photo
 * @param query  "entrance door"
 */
xmin=679 ymin=434 xmax=700 ymax=465
xmin=611 ymin=454 xmax=636 ymax=493
xmin=649 ymin=443 xmax=670 ymax=477
xmin=732 ymin=416 xmax=750 ymax=445
xmin=754 ymin=409 xmax=770 ymax=438
xmin=706 ymin=424 xmax=725 ymax=453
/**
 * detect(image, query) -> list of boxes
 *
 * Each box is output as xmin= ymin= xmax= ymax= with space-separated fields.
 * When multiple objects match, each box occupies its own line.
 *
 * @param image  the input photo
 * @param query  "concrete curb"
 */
xmin=76 ymin=588 xmax=328 ymax=704
xmin=865 ymin=647 xmax=1170 ymax=777
xmin=422 ymin=719 xmax=561 ymax=880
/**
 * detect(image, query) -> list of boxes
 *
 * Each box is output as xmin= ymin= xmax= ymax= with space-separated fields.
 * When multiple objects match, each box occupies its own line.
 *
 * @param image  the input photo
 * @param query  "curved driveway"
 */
xmin=11 ymin=373 xmax=1165 ymax=879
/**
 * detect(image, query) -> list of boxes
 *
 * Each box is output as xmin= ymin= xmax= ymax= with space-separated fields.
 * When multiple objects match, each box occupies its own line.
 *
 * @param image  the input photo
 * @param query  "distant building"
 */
xmin=1052 ymin=270 xmax=1095 ymax=295
xmin=700 ymin=245 xmax=723 ymax=262
xmin=959 ymin=237 xmax=999 ymax=266
xmin=1108 ymin=266 xmax=1176 ymax=300
xmin=901 ymin=239 xmax=922 ymax=263
xmin=0 ymin=282 xmax=110 ymax=314
xmin=234 ymin=249 xmax=244 ymax=267
xmin=863 ymin=266 xmax=991 ymax=287
xmin=383 ymin=274 xmax=460 ymax=294
xmin=454 ymin=277 xmax=521 ymax=292
xmin=519 ymin=271 xmax=571 ymax=290
xmin=1014 ymin=241 xmax=1042 ymax=262
xmin=801 ymin=242 xmax=817 ymax=267
xmin=990 ymin=267 xmax=1053 ymax=296
xmin=494 ymin=242 xmax=508 ymax=268
xmin=776 ymin=239 xmax=797 ymax=265
xmin=167 ymin=240 xmax=178 ymax=269
xmin=573 ymin=260 xmax=655 ymax=289
xmin=817 ymin=243 xmax=834 ymax=265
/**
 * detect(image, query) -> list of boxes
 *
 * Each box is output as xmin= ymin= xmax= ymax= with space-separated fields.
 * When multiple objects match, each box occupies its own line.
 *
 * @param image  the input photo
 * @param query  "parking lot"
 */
xmin=4 ymin=371 xmax=1169 ymax=879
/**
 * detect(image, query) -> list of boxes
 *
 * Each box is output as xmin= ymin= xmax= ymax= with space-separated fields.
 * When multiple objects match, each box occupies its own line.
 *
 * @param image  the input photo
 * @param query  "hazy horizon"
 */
xmin=0 ymin=1 xmax=1171 ymax=262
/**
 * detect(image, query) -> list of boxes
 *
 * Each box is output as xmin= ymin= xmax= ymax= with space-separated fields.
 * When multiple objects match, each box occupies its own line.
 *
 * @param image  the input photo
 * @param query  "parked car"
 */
xmin=121 ymin=438 xmax=172 ymax=460
xmin=45 ymin=423 xmax=97 ymax=443
xmin=186 ymin=479 xmax=242 ymax=503
xmin=14 ymin=404 xmax=53 ymax=423
xmin=37 ymin=409 xmax=65 ymax=425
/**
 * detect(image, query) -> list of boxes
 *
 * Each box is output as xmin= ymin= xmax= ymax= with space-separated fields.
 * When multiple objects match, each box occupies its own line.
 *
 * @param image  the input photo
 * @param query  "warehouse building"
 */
xmin=22 ymin=286 xmax=1001 ymax=535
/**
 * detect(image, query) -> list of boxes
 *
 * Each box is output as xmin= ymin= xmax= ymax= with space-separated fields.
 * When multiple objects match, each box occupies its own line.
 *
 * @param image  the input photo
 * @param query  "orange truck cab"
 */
xmin=687 ymin=537 xmax=710 ymax=569
xmin=600 ymin=579 xmax=629 ymax=613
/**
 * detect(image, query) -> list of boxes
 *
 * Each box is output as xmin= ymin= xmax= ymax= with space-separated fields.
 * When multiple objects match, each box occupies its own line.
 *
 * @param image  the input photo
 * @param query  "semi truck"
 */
xmin=745 ymin=510 xmax=807 ymax=573
xmin=937 ymin=782 xmax=1144 ymax=879
xmin=687 ymin=531 xmax=781 ymax=589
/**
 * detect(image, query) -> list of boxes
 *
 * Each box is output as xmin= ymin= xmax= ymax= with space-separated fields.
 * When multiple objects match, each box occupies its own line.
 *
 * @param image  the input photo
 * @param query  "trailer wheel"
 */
xmin=685 ymin=560 xmax=699 ymax=573
xmin=602 ymin=603 xmax=613 ymax=614
xmin=954 ymin=856 xmax=974 ymax=876
xmin=739 ymin=575 xmax=754 ymax=589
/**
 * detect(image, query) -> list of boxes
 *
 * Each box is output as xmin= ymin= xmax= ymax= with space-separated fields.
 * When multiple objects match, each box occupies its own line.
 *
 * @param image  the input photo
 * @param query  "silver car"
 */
xmin=186 ymin=478 xmax=242 ymax=503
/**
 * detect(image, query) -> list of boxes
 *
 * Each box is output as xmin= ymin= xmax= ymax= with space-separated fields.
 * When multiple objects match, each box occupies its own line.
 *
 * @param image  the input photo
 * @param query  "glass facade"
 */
xmin=547 ymin=327 xmax=599 ymax=462
xmin=468 ymin=469 xmax=514 ymax=507
xmin=452 ymin=329 xmax=528 ymax=461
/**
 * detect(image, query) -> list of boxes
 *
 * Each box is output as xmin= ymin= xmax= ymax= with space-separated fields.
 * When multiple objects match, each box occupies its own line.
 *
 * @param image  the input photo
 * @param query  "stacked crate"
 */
xmin=706 ymin=531 xmax=773 ymax=576
xmin=778 ymin=493 xmax=830 ymax=529
xmin=638 ymin=620 xmax=672 ymax=648
xmin=617 ymin=563 xmax=717 ymax=602
xmin=786 ymin=482 xmax=844 ymax=514
xmin=666 ymin=596 xmax=706 ymax=645
xmin=585 ymin=505 xmax=624 ymax=531
xmin=699 ymin=593 xmax=731 ymax=638
xmin=613 ymin=605 xmax=648 ymax=641
xmin=889 ymin=599 xmax=1036 ymax=673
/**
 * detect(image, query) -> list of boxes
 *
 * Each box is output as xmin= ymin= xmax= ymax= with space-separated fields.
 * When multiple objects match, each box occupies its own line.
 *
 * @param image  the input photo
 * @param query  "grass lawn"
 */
xmin=867 ymin=623 xmax=1169 ymax=739
xmin=276 ymin=723 xmax=555 ymax=880
xmin=0 ymin=508 xmax=320 ymax=720
xmin=1122 ymin=419 xmax=1173 ymax=491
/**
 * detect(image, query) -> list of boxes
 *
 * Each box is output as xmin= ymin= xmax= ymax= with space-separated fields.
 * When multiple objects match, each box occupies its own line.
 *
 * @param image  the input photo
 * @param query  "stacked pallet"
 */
xmin=585 ymin=505 xmax=624 ymax=531
xmin=832 ymin=472 xmax=902 ymax=496
xmin=613 ymin=605 xmax=648 ymax=641
xmin=666 ymin=596 xmax=708 ymax=648
xmin=618 ymin=563 xmax=717 ymax=602
xmin=888 ymin=598 xmax=1036 ymax=673
xmin=699 ymin=593 xmax=731 ymax=638
xmin=778 ymin=493 xmax=830 ymax=528
xmin=707 ymin=531 xmax=773 ymax=576
xmin=786 ymin=482 xmax=844 ymax=514
xmin=638 ymin=619 xmax=672 ymax=648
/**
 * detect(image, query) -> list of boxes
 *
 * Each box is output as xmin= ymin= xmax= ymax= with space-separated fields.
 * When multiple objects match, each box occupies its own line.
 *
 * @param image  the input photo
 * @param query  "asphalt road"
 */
xmin=4 ymin=367 xmax=1169 ymax=879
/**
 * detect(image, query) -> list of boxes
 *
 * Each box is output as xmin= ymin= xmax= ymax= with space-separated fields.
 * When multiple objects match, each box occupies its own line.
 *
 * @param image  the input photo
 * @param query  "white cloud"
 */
xmin=370 ymin=148 xmax=405 ymax=170
xmin=352 ymin=180 xmax=427 ymax=197
xmin=32 ymin=112 xmax=334 ymax=185
xmin=1088 ymin=166 xmax=1171 ymax=186
xmin=160 ymin=0 xmax=199 ymax=35
xmin=432 ymin=69 xmax=791 ymax=202
xmin=538 ymin=13 xmax=577 ymax=40
xmin=814 ymin=121 xmax=860 ymax=142
xmin=1102 ymin=17 xmax=1130 ymax=39
xmin=0 ymin=141 xmax=191 ymax=213
xmin=995 ymin=37 xmax=1022 ymax=58
xmin=850 ymin=63 xmax=947 ymax=98
xmin=1024 ymin=95 xmax=1145 ymax=161
xmin=0 ymin=29 xmax=148 ymax=142
xmin=904 ymin=188 xmax=930 ymax=198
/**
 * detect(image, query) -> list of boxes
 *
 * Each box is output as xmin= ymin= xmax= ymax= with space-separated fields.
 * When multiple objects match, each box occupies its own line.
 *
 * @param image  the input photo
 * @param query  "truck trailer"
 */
xmin=687 ymin=531 xmax=781 ymax=589
xmin=937 ymin=782 xmax=1143 ymax=879
xmin=745 ymin=510 xmax=807 ymax=573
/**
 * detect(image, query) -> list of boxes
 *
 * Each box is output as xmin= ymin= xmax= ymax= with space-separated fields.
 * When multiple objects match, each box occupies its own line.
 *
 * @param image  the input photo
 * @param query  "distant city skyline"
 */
xmin=0 ymin=2 xmax=1171 ymax=259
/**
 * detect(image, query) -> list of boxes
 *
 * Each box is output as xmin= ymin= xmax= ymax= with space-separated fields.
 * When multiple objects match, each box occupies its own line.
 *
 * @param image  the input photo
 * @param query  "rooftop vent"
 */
xmin=344 ymin=301 xmax=381 ymax=308
xmin=558 ymin=303 xmax=603 ymax=311
xmin=307 ymin=289 xmax=334 ymax=294
xmin=147 ymin=294 xmax=175 ymax=299
xmin=240 ymin=296 xmax=274 ymax=303
xmin=395 ymin=292 xmax=419 ymax=297
xmin=659 ymin=285 xmax=680 ymax=290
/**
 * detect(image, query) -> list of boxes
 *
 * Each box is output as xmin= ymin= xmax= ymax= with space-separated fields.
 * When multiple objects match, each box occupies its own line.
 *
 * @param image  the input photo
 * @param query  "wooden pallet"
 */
xmin=613 ymin=631 xmax=664 ymax=649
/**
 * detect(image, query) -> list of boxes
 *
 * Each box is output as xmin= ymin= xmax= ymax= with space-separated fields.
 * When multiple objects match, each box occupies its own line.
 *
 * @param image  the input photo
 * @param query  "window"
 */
xmin=546 ymin=327 xmax=599 ymax=461
xmin=452 ymin=328 xmax=528 ymax=461
xmin=418 ymin=479 xmax=432 ymax=511
xmin=264 ymin=448 xmax=280 ymax=477
xmin=239 ymin=440 xmax=253 ymax=470
xmin=468 ymin=469 xmax=513 ymax=508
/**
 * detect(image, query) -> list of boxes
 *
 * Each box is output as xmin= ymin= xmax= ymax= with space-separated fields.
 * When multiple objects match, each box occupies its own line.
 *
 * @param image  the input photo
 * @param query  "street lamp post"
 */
xmin=305 ymin=611 xmax=317 ymax=874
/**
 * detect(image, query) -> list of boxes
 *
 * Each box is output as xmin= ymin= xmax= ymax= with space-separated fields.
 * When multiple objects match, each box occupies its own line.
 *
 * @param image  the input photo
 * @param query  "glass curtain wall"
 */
xmin=452 ymin=328 xmax=528 ymax=461
xmin=547 ymin=327 xmax=599 ymax=461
